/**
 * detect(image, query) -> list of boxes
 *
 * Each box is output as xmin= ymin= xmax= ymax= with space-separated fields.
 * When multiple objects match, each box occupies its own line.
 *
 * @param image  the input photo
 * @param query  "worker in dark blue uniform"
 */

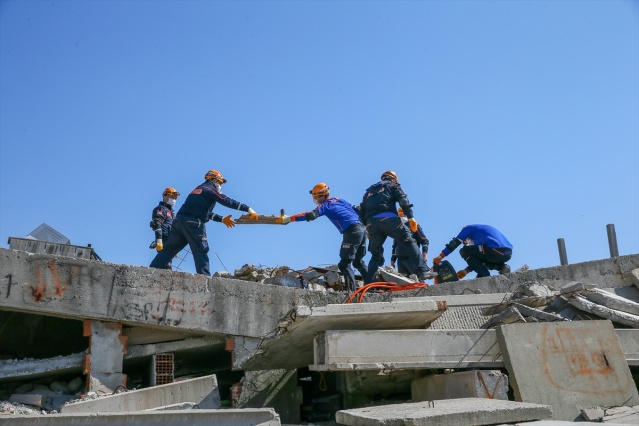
xmin=277 ymin=183 xmax=367 ymax=292
xmin=149 ymin=187 xmax=180 ymax=269
xmin=433 ymin=224 xmax=513 ymax=279
xmin=359 ymin=170 xmax=435 ymax=284
xmin=391 ymin=207 xmax=430 ymax=276
xmin=150 ymin=169 xmax=258 ymax=276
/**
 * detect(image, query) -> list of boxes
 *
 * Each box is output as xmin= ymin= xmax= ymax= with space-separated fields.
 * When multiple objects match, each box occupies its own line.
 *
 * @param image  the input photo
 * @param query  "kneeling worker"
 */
xmin=432 ymin=224 xmax=513 ymax=279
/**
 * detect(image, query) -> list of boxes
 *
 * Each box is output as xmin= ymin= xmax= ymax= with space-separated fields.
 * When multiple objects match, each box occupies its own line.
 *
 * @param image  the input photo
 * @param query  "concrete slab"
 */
xmin=411 ymin=370 xmax=508 ymax=402
xmin=310 ymin=328 xmax=639 ymax=371
xmin=335 ymin=398 xmax=553 ymax=426
xmin=234 ymin=300 xmax=446 ymax=371
xmin=311 ymin=329 xmax=501 ymax=371
xmin=496 ymin=321 xmax=639 ymax=421
xmin=0 ymin=408 xmax=281 ymax=425
xmin=60 ymin=374 xmax=221 ymax=413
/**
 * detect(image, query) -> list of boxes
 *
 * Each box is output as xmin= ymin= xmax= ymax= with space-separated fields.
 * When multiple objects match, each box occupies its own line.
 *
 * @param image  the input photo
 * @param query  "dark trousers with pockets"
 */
xmin=365 ymin=216 xmax=427 ymax=283
xmin=150 ymin=216 xmax=211 ymax=276
xmin=459 ymin=245 xmax=512 ymax=278
xmin=338 ymin=224 xmax=368 ymax=292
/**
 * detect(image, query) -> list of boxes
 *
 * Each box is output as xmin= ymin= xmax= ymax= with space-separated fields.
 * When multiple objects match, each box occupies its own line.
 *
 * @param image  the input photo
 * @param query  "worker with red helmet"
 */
xmin=277 ymin=183 xmax=367 ymax=292
xmin=150 ymin=169 xmax=258 ymax=276
xmin=149 ymin=187 xmax=180 ymax=268
xmin=359 ymin=170 xmax=435 ymax=283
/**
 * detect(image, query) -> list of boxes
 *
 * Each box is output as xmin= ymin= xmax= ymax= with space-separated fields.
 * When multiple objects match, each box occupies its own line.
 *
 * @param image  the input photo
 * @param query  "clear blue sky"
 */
xmin=1 ymin=0 xmax=637 ymax=277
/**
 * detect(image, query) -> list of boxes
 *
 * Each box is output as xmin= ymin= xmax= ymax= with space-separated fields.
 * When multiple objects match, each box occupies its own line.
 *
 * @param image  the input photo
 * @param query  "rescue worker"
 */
xmin=277 ymin=183 xmax=367 ymax=292
xmin=391 ymin=207 xmax=430 ymax=276
xmin=432 ymin=224 xmax=513 ymax=279
xmin=150 ymin=169 xmax=258 ymax=276
xmin=149 ymin=187 xmax=180 ymax=268
xmin=359 ymin=170 xmax=435 ymax=283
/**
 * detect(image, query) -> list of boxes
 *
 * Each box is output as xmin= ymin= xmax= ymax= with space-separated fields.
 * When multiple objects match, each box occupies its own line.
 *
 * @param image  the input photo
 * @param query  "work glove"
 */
xmin=457 ymin=269 xmax=468 ymax=279
xmin=248 ymin=208 xmax=259 ymax=220
xmin=222 ymin=215 xmax=235 ymax=228
xmin=155 ymin=239 xmax=163 ymax=252
xmin=276 ymin=214 xmax=291 ymax=224
xmin=408 ymin=218 xmax=418 ymax=233
xmin=433 ymin=256 xmax=443 ymax=265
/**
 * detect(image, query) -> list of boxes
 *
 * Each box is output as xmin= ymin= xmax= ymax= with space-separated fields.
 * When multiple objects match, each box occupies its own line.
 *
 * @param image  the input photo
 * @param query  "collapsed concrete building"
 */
xmin=1 ymin=234 xmax=639 ymax=425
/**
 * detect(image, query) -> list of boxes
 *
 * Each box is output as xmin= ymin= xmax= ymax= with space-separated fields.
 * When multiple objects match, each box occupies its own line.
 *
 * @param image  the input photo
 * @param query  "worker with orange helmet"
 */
xmin=149 ymin=187 xmax=180 ymax=266
xmin=359 ymin=170 xmax=436 ymax=283
xmin=150 ymin=169 xmax=258 ymax=276
xmin=277 ymin=183 xmax=367 ymax=292
xmin=391 ymin=207 xmax=431 ymax=276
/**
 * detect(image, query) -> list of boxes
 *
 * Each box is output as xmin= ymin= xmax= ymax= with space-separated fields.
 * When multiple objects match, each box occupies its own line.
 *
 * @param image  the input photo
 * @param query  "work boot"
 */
xmin=420 ymin=270 xmax=439 ymax=280
xmin=498 ymin=264 xmax=511 ymax=275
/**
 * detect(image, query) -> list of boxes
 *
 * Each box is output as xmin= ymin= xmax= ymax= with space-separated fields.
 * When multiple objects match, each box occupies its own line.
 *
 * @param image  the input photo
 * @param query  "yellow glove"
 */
xmin=275 ymin=214 xmax=291 ymax=224
xmin=155 ymin=239 xmax=163 ymax=252
xmin=222 ymin=215 xmax=235 ymax=228
xmin=408 ymin=218 xmax=418 ymax=233
xmin=248 ymin=208 xmax=259 ymax=220
xmin=457 ymin=269 xmax=468 ymax=279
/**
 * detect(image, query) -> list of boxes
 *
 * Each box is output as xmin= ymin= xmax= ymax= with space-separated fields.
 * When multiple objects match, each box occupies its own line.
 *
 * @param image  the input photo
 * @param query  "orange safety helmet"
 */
xmin=162 ymin=187 xmax=180 ymax=199
xmin=204 ymin=169 xmax=227 ymax=184
xmin=381 ymin=170 xmax=398 ymax=183
xmin=309 ymin=183 xmax=330 ymax=198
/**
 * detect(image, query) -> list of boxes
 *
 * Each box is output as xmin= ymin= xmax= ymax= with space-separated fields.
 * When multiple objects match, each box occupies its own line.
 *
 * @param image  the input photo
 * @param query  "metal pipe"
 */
xmin=607 ymin=224 xmax=619 ymax=258
xmin=557 ymin=238 xmax=568 ymax=265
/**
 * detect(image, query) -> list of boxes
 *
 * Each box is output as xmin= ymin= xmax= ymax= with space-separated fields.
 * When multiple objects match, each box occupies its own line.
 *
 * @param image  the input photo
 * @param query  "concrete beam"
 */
xmin=497 ymin=320 xmax=639 ymax=421
xmin=335 ymin=398 xmax=553 ymax=426
xmin=234 ymin=300 xmax=446 ymax=371
xmin=61 ymin=374 xmax=221 ymax=413
xmin=0 ymin=408 xmax=281 ymax=425
xmin=0 ymin=248 xmax=350 ymax=337
xmin=310 ymin=328 xmax=639 ymax=371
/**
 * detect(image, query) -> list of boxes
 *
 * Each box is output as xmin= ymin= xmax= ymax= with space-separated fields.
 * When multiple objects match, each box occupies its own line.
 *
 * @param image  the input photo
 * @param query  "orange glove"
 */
xmin=433 ymin=254 xmax=444 ymax=265
xmin=408 ymin=218 xmax=418 ymax=233
xmin=248 ymin=208 xmax=258 ymax=220
xmin=457 ymin=269 xmax=468 ymax=279
xmin=222 ymin=215 xmax=235 ymax=228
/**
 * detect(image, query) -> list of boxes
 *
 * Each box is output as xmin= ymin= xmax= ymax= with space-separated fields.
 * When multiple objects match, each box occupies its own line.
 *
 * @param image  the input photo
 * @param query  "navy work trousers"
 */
xmin=338 ymin=224 xmax=368 ymax=292
xmin=365 ymin=216 xmax=428 ymax=283
xmin=150 ymin=216 xmax=211 ymax=276
xmin=459 ymin=245 xmax=512 ymax=277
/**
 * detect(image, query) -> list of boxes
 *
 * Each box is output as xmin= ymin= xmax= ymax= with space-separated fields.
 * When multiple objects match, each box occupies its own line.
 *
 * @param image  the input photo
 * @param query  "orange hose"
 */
xmin=345 ymin=281 xmax=428 ymax=303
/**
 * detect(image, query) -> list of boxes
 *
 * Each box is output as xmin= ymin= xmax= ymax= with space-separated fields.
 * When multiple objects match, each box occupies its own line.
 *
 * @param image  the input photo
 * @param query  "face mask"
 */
xmin=313 ymin=197 xmax=320 ymax=205
xmin=166 ymin=198 xmax=176 ymax=207
xmin=212 ymin=182 xmax=222 ymax=193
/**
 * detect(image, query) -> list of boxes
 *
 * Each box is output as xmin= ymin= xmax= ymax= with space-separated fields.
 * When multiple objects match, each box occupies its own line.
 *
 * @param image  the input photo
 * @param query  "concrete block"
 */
xmin=61 ymin=374 xmax=221 ymax=413
xmin=497 ymin=321 xmax=639 ymax=421
xmin=86 ymin=373 xmax=127 ymax=395
xmin=312 ymin=329 xmax=502 ymax=371
xmin=411 ymin=370 xmax=508 ymax=402
xmin=630 ymin=268 xmax=639 ymax=288
xmin=2 ymin=408 xmax=281 ymax=425
xmin=581 ymin=406 xmax=604 ymax=421
xmin=335 ymin=398 xmax=552 ymax=426
xmin=236 ymin=300 xmax=446 ymax=371
xmin=9 ymin=393 xmax=45 ymax=408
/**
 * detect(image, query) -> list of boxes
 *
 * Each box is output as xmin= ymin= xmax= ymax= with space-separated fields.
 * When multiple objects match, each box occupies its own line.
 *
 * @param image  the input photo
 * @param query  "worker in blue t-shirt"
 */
xmin=433 ymin=224 xmax=513 ymax=279
xmin=150 ymin=169 xmax=258 ymax=276
xmin=278 ymin=183 xmax=367 ymax=292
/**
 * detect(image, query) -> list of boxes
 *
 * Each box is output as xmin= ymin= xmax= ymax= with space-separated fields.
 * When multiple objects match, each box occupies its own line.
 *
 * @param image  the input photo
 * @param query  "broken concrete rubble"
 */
xmin=1 ymin=246 xmax=639 ymax=424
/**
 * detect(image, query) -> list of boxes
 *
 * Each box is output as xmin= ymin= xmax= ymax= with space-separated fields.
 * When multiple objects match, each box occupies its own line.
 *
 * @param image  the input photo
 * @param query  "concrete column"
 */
xmin=83 ymin=320 xmax=127 ymax=394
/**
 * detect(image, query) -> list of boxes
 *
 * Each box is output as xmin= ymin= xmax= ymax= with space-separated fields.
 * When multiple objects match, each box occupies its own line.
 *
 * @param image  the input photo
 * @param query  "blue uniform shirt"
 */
xmin=177 ymin=180 xmax=250 ymax=222
xmin=291 ymin=198 xmax=361 ymax=234
xmin=443 ymin=224 xmax=512 ymax=256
